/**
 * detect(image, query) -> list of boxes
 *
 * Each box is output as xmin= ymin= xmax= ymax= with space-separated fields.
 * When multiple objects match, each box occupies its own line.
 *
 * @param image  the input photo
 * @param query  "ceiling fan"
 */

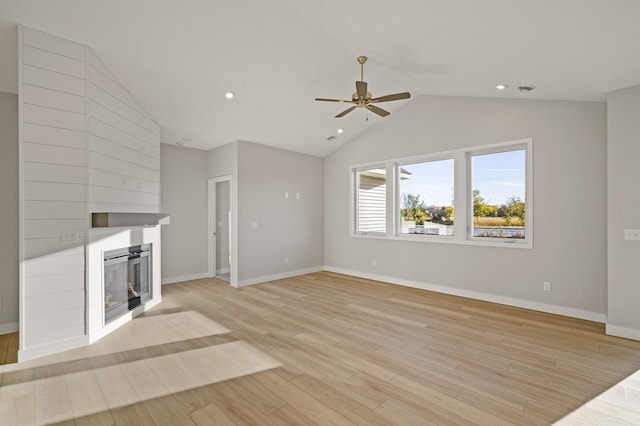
xmin=315 ymin=56 xmax=411 ymax=118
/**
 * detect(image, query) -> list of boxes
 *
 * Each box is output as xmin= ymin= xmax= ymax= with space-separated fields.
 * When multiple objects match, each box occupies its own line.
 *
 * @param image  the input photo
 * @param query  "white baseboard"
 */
xmin=323 ymin=266 xmax=607 ymax=323
xmin=162 ymin=272 xmax=209 ymax=285
xmin=238 ymin=266 xmax=324 ymax=287
xmin=0 ymin=322 xmax=18 ymax=335
xmin=606 ymin=324 xmax=640 ymax=341
xmin=18 ymin=335 xmax=89 ymax=363
xmin=216 ymin=268 xmax=230 ymax=275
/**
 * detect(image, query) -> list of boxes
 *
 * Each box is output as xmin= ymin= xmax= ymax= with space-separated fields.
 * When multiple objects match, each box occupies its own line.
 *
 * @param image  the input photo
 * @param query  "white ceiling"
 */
xmin=1 ymin=0 xmax=640 ymax=157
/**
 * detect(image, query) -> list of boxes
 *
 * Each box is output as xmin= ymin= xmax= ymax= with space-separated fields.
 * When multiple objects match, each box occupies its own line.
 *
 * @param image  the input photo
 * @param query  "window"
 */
xmin=350 ymin=138 xmax=532 ymax=247
xmin=399 ymin=159 xmax=454 ymax=236
xmin=354 ymin=166 xmax=387 ymax=234
xmin=469 ymin=146 xmax=527 ymax=241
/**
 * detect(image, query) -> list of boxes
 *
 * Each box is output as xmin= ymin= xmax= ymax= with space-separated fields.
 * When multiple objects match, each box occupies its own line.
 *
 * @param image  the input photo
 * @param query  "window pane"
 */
xmin=356 ymin=167 xmax=386 ymax=233
xmin=399 ymin=159 xmax=454 ymax=236
xmin=471 ymin=149 xmax=526 ymax=239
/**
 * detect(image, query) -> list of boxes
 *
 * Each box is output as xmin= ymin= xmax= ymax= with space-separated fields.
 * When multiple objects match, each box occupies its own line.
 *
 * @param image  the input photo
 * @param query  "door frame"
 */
xmin=208 ymin=175 xmax=236 ymax=286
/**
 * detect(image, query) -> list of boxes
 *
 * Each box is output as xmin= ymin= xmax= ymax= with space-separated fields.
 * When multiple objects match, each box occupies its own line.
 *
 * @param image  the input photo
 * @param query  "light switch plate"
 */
xmin=624 ymin=229 xmax=640 ymax=240
xmin=62 ymin=230 xmax=78 ymax=243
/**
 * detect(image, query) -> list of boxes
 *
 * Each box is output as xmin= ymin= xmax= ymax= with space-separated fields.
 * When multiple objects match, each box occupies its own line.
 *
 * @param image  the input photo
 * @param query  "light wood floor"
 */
xmin=0 ymin=331 xmax=18 ymax=365
xmin=2 ymin=271 xmax=640 ymax=425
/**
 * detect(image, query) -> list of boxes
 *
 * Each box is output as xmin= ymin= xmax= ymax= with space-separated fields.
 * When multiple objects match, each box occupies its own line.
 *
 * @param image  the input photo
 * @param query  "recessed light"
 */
xmin=496 ymin=84 xmax=508 ymax=90
xmin=337 ymin=128 xmax=344 ymax=134
xmin=225 ymin=91 xmax=235 ymax=99
xmin=518 ymin=84 xmax=535 ymax=92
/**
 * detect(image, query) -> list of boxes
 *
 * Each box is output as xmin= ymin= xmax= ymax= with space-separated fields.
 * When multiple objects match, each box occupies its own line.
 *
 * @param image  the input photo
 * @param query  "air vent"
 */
xmin=518 ymin=84 xmax=536 ymax=92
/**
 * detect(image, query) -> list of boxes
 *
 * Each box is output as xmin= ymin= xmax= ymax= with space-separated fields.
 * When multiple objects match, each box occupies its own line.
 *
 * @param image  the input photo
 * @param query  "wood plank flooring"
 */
xmin=2 ymin=271 xmax=640 ymax=425
xmin=0 ymin=331 xmax=18 ymax=365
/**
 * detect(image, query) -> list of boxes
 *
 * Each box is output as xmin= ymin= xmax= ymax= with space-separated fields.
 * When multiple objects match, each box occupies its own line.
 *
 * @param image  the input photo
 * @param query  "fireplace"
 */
xmin=103 ymin=244 xmax=152 ymax=324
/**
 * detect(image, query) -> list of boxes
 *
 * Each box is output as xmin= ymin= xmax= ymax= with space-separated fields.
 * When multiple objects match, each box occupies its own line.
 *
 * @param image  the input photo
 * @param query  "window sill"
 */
xmin=350 ymin=232 xmax=532 ymax=249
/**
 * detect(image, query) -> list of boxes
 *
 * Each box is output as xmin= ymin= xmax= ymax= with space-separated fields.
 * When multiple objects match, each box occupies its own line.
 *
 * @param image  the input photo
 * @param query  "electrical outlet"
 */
xmin=624 ymin=229 xmax=640 ymax=240
xmin=136 ymin=179 xmax=142 ymax=189
xmin=61 ymin=230 xmax=78 ymax=243
xmin=296 ymin=193 xmax=300 ymax=199
xmin=284 ymin=257 xmax=289 ymax=264
xmin=372 ymin=259 xmax=377 ymax=266
xmin=251 ymin=222 xmax=258 ymax=230
xmin=543 ymin=281 xmax=552 ymax=292
xmin=284 ymin=192 xmax=289 ymax=199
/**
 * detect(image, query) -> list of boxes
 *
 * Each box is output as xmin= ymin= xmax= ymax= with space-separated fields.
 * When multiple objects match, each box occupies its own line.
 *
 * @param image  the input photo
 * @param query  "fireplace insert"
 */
xmin=103 ymin=244 xmax=151 ymax=324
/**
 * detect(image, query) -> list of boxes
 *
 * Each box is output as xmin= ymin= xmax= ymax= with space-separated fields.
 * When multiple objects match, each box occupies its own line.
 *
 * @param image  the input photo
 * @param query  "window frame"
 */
xmin=395 ymin=154 xmax=456 ymax=240
xmin=466 ymin=140 xmax=532 ymax=247
xmin=350 ymin=138 xmax=533 ymax=249
xmin=351 ymin=163 xmax=390 ymax=236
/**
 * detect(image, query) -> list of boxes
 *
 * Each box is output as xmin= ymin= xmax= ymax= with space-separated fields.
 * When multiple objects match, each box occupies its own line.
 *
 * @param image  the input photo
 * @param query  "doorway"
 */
xmin=208 ymin=176 xmax=234 ymax=285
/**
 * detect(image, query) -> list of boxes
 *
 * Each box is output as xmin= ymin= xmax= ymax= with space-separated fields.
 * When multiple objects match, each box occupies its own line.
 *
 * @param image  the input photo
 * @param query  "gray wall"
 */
xmin=325 ymin=95 xmax=607 ymax=317
xmin=237 ymin=141 xmax=324 ymax=283
xmin=0 ymin=91 xmax=18 ymax=331
xmin=607 ymin=84 xmax=640 ymax=337
xmin=160 ymin=143 xmax=209 ymax=281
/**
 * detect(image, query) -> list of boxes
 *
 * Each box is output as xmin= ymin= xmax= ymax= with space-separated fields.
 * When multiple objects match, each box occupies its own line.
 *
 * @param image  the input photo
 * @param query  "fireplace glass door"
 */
xmin=104 ymin=244 xmax=151 ymax=324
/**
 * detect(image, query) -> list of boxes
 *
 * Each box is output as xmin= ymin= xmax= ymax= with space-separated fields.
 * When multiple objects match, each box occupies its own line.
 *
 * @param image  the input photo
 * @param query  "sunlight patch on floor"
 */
xmin=0 ymin=309 xmax=280 ymax=424
xmin=555 ymin=368 xmax=640 ymax=424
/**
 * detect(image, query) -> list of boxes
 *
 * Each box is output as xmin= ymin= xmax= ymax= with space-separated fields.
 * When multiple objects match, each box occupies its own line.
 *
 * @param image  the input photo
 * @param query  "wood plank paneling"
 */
xmin=26 ymin=323 xmax=85 ymax=348
xmin=21 ymin=27 xmax=88 ymax=353
xmin=89 ymin=134 xmax=159 ymax=171
xmin=87 ymin=51 xmax=155 ymax=122
xmin=89 ymin=118 xmax=159 ymax=158
xmin=23 ymin=143 xmax=85 ymax=167
xmin=89 ymin=168 xmax=159 ymax=194
xmin=22 ymin=27 xmax=85 ymax=60
xmin=22 ymin=45 xmax=85 ymax=79
xmin=24 ymin=201 xmax=85 ymax=220
xmin=23 ymin=123 xmax=85 ymax=149
xmin=23 ymin=65 xmax=85 ymax=96
xmin=23 ymin=104 xmax=85 ymax=131
xmin=23 ymin=84 xmax=85 ymax=113
xmin=28 ymin=290 xmax=85 ymax=315
xmin=24 ymin=219 xmax=86 ymax=239
xmin=23 ymin=253 xmax=85 ymax=278
xmin=89 ymin=81 xmax=158 ymax=136
xmin=24 ymin=270 xmax=85 ymax=297
xmin=89 ymin=101 xmax=156 ymax=146
xmin=24 ymin=182 xmax=85 ymax=202
xmin=89 ymin=152 xmax=159 ymax=182
xmin=24 ymin=238 xmax=86 ymax=259
xmin=23 ymin=162 xmax=85 ymax=184
xmin=90 ymin=186 xmax=159 ymax=206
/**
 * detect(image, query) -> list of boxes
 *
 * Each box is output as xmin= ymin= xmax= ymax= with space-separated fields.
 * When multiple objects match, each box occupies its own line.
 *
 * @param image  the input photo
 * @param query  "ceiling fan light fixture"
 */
xmin=315 ymin=56 xmax=410 ymax=118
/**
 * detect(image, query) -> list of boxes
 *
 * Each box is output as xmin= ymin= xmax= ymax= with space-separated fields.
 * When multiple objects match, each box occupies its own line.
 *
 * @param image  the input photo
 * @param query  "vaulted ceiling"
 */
xmin=1 ymin=0 xmax=640 ymax=156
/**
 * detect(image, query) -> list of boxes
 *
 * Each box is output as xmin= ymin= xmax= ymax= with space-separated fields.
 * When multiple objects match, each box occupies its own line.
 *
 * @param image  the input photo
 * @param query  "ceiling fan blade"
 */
xmin=335 ymin=106 xmax=357 ymax=118
xmin=366 ymin=104 xmax=390 ymax=117
xmin=356 ymin=81 xmax=368 ymax=99
xmin=315 ymin=98 xmax=355 ymax=103
xmin=370 ymin=92 xmax=411 ymax=103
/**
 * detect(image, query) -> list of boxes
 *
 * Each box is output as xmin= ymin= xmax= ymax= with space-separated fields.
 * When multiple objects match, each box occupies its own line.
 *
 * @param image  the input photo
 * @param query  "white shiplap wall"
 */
xmin=87 ymin=50 xmax=160 ymax=214
xmin=19 ymin=26 xmax=161 ymax=361
xmin=20 ymin=26 xmax=88 ymax=354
